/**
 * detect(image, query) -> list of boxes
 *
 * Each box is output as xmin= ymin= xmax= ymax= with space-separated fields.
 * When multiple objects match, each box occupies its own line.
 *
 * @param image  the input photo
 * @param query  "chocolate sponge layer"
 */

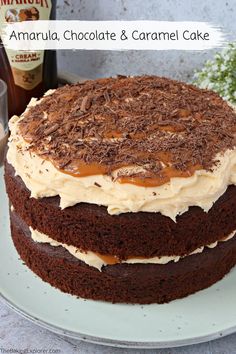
xmin=5 ymin=161 xmax=236 ymax=259
xmin=10 ymin=210 xmax=236 ymax=304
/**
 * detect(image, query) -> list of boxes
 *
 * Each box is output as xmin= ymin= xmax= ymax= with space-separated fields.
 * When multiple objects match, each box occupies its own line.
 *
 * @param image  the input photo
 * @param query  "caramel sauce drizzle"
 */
xmin=118 ymin=164 xmax=202 ymax=187
xmin=21 ymin=118 xmax=203 ymax=187
xmin=58 ymin=164 xmax=202 ymax=187
xmin=96 ymin=253 xmax=120 ymax=265
xmin=51 ymin=121 xmax=202 ymax=186
xmin=58 ymin=161 xmax=108 ymax=178
xmin=104 ymin=130 xmax=123 ymax=139
xmin=23 ymin=131 xmax=202 ymax=187
xmin=95 ymin=252 xmax=150 ymax=265
xmin=55 ymin=154 xmax=202 ymax=187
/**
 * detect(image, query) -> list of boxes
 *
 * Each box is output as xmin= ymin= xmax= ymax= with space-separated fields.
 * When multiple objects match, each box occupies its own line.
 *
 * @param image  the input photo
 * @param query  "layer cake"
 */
xmin=5 ymin=75 xmax=236 ymax=303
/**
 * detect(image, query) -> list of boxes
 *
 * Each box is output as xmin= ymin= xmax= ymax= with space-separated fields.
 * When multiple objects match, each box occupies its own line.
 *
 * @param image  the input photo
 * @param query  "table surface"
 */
xmin=1 ymin=300 xmax=236 ymax=354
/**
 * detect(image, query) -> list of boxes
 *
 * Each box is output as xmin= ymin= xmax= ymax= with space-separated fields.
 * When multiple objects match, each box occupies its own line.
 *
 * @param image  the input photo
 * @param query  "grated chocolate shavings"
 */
xmin=80 ymin=95 xmax=92 ymax=112
xmin=18 ymin=75 xmax=236 ymax=180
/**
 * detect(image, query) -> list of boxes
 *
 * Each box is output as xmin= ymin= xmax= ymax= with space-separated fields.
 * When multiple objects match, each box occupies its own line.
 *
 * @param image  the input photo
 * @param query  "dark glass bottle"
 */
xmin=0 ymin=0 xmax=57 ymax=119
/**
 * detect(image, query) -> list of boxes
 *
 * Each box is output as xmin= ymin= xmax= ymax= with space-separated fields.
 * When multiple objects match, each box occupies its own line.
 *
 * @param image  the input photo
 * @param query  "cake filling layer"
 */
xmin=7 ymin=108 xmax=236 ymax=220
xmin=30 ymin=227 xmax=236 ymax=271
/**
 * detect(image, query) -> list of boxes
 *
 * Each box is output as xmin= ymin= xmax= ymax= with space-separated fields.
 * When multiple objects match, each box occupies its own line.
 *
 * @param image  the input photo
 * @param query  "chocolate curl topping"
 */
xmin=18 ymin=75 xmax=236 ymax=179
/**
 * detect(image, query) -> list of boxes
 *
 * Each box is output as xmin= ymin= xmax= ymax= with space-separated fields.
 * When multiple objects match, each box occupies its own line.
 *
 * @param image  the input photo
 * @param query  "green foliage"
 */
xmin=193 ymin=43 xmax=236 ymax=104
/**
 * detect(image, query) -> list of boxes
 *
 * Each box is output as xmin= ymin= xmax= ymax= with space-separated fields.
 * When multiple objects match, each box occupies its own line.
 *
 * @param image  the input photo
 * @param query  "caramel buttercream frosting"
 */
xmin=7 ymin=76 xmax=236 ymax=220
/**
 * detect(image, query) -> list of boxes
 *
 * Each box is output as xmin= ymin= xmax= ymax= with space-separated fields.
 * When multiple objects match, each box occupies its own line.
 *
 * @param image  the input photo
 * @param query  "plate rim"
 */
xmin=0 ymin=291 xmax=235 ymax=349
xmin=1 ymin=167 xmax=236 ymax=349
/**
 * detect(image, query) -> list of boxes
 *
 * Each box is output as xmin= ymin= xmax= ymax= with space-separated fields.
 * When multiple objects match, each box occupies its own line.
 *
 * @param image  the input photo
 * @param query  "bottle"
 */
xmin=0 ymin=0 xmax=58 ymax=119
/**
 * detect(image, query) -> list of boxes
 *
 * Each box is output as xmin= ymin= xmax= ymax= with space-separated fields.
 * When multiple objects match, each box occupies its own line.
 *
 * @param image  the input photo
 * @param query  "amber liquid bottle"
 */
xmin=0 ymin=0 xmax=58 ymax=119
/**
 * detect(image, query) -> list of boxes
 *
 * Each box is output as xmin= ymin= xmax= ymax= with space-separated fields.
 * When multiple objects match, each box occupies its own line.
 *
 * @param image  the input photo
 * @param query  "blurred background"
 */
xmin=56 ymin=0 xmax=235 ymax=80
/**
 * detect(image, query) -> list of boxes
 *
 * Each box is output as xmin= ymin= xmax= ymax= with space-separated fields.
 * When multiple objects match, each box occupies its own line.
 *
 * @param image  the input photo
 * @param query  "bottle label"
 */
xmin=0 ymin=0 xmax=52 ymax=90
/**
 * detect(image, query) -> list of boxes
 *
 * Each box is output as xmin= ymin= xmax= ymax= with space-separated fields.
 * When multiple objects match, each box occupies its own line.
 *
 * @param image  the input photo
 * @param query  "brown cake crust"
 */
xmin=5 ymin=161 xmax=236 ymax=259
xmin=11 ymin=210 xmax=236 ymax=304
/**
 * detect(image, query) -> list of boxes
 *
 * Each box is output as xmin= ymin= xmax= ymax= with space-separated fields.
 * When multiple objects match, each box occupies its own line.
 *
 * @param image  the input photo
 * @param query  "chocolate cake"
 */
xmin=5 ymin=75 xmax=236 ymax=304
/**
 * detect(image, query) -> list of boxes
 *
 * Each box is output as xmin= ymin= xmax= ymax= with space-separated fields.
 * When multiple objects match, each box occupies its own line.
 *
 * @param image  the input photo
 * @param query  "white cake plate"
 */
xmin=1 ymin=167 xmax=236 ymax=349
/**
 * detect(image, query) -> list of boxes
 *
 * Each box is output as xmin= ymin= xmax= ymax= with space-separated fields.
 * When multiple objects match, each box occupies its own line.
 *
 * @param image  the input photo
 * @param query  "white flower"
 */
xmin=207 ymin=82 xmax=215 ymax=89
xmin=212 ymin=64 xmax=218 ymax=71
xmin=220 ymin=64 xmax=226 ymax=71
xmin=193 ymin=42 xmax=236 ymax=104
